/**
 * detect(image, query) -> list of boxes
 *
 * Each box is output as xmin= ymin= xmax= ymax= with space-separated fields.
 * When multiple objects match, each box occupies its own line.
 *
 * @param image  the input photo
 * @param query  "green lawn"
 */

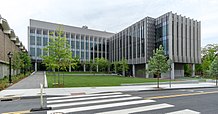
xmin=47 ymin=71 xmax=109 ymax=75
xmin=46 ymin=74 xmax=168 ymax=87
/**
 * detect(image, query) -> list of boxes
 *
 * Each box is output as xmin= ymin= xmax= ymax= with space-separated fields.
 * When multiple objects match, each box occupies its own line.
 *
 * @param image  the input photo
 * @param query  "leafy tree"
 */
xmin=42 ymin=26 xmax=73 ymax=86
xmin=201 ymin=44 xmax=218 ymax=77
xmin=209 ymin=56 xmax=218 ymax=86
xmin=113 ymin=61 xmax=119 ymax=73
xmin=147 ymin=45 xmax=170 ymax=88
xmin=12 ymin=52 xmax=21 ymax=75
xmin=117 ymin=59 xmax=129 ymax=76
xmin=95 ymin=57 xmax=109 ymax=72
xmin=19 ymin=52 xmax=31 ymax=75
xmin=184 ymin=64 xmax=192 ymax=77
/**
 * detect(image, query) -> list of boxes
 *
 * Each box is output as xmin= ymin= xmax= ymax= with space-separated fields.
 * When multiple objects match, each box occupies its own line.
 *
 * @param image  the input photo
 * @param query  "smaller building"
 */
xmin=0 ymin=14 xmax=27 ymax=79
xmin=28 ymin=19 xmax=114 ymax=71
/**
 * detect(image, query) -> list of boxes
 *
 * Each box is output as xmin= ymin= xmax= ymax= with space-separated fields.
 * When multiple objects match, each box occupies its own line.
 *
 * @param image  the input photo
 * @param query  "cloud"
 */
xmin=0 ymin=0 xmax=217 ymax=49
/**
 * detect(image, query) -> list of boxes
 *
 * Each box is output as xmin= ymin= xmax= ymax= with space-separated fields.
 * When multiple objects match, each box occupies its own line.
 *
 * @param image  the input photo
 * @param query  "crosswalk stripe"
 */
xmin=47 ymin=94 xmax=132 ymax=104
xmin=48 ymin=96 xmax=142 ymax=108
xmin=47 ymin=100 xmax=155 ymax=114
xmin=166 ymin=109 xmax=200 ymax=114
xmin=47 ymin=92 xmax=122 ymax=100
xmin=96 ymin=103 xmax=174 ymax=114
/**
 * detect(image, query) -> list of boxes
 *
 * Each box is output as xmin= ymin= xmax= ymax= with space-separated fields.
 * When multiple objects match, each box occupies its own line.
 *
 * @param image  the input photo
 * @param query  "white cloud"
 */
xmin=0 ymin=0 xmax=217 ymax=48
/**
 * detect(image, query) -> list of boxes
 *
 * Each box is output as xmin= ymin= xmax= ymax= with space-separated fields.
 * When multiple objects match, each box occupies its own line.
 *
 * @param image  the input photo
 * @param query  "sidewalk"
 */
xmin=0 ymin=82 xmax=217 ymax=98
xmin=7 ymin=71 xmax=44 ymax=89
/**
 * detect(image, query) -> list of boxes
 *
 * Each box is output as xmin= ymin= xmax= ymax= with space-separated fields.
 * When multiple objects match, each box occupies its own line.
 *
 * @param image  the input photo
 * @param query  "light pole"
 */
xmin=7 ymin=52 xmax=13 ymax=84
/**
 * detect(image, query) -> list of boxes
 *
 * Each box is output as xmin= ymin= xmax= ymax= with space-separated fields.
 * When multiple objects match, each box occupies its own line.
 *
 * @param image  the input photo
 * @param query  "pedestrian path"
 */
xmin=46 ymin=92 xmax=200 ymax=114
xmin=7 ymin=71 xmax=44 ymax=89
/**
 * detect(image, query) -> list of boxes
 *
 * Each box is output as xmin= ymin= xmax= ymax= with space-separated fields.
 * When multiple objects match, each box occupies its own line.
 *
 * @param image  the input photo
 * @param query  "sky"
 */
xmin=0 ymin=0 xmax=218 ymax=49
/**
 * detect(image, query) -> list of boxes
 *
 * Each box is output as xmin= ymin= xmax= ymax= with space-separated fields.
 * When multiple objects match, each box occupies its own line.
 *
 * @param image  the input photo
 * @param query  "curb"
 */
xmin=136 ymin=86 xmax=218 ymax=92
xmin=13 ymin=86 xmax=218 ymax=99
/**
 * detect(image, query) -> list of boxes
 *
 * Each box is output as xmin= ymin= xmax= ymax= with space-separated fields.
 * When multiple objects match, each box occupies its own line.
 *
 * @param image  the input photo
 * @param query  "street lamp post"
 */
xmin=7 ymin=52 xmax=13 ymax=84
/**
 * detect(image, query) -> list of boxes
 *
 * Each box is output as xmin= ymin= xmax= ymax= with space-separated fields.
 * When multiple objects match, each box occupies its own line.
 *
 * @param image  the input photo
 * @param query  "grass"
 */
xmin=46 ymin=73 xmax=168 ymax=87
xmin=48 ymin=71 xmax=109 ymax=74
xmin=0 ymin=72 xmax=31 ymax=91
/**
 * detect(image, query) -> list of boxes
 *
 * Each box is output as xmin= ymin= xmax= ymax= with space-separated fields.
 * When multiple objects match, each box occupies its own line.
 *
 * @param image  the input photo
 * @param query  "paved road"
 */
xmin=2 ymin=87 xmax=218 ymax=114
xmin=7 ymin=72 xmax=44 ymax=89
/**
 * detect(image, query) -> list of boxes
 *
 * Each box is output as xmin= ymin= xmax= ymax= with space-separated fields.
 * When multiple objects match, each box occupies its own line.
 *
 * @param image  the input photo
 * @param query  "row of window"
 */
xmin=30 ymin=35 xmax=108 ymax=52
xmin=30 ymin=47 xmax=107 ymax=60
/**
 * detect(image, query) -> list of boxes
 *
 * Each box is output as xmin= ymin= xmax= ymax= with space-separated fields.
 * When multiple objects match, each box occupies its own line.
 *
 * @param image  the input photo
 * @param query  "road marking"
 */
xmin=47 ymin=92 xmax=122 ymax=100
xmin=166 ymin=109 xmax=200 ymax=114
xmin=47 ymin=100 xmax=155 ymax=114
xmin=47 ymin=94 xmax=132 ymax=104
xmin=96 ymin=103 xmax=174 ymax=114
xmin=145 ymin=90 xmax=218 ymax=100
xmin=48 ymin=96 xmax=142 ymax=108
xmin=2 ymin=110 xmax=30 ymax=114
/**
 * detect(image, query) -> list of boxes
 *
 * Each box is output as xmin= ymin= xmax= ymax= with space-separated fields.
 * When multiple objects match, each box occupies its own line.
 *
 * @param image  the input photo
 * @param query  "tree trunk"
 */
xmin=157 ymin=73 xmax=160 ymax=88
xmin=58 ymin=68 xmax=60 ymax=86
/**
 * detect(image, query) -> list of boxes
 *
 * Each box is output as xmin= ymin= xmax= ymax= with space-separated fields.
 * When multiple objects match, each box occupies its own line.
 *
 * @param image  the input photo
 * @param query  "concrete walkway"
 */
xmin=0 ymin=71 xmax=217 ymax=98
xmin=0 ymin=82 xmax=217 ymax=98
xmin=7 ymin=71 xmax=44 ymax=89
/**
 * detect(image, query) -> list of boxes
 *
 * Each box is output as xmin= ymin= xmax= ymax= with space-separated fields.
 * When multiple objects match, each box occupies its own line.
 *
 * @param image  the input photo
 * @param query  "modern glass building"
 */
xmin=109 ymin=11 xmax=201 ymax=79
xmin=28 ymin=19 xmax=113 ymax=71
xmin=28 ymin=11 xmax=201 ymax=79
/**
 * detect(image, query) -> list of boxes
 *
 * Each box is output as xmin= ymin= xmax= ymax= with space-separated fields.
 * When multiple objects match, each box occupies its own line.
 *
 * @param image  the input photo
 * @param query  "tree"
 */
xmin=201 ymin=44 xmax=218 ymax=77
xmin=12 ymin=52 xmax=21 ymax=75
xmin=117 ymin=59 xmax=129 ymax=76
xmin=95 ymin=57 xmax=108 ymax=72
xmin=42 ymin=26 xmax=73 ymax=86
xmin=113 ymin=61 xmax=119 ymax=74
xmin=209 ymin=56 xmax=218 ymax=86
xmin=19 ymin=52 xmax=31 ymax=75
xmin=147 ymin=45 xmax=170 ymax=88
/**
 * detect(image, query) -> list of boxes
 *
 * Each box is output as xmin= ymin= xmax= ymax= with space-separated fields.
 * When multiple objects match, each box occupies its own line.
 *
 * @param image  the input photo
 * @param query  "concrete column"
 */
xmin=69 ymin=65 xmax=71 ymax=72
xmin=171 ymin=63 xmax=175 ymax=80
xmin=132 ymin=64 xmax=135 ymax=77
xmin=192 ymin=64 xmax=195 ymax=77
xmin=122 ymin=66 xmax=125 ymax=76
xmin=97 ymin=65 xmax=98 ymax=72
xmin=84 ymin=64 xmax=86 ymax=72
xmin=35 ymin=62 xmax=37 ymax=71
xmin=146 ymin=64 xmax=149 ymax=78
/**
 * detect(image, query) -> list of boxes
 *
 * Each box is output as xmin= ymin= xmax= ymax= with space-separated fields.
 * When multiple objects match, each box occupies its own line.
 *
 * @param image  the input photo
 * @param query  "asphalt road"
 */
xmin=1 ymin=87 xmax=218 ymax=114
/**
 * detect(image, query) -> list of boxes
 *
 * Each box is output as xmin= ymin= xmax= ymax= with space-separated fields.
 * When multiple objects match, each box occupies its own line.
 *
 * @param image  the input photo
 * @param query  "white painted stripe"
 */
xmin=166 ymin=109 xmax=200 ymax=114
xmin=96 ymin=103 xmax=174 ymax=114
xmin=47 ymin=94 xmax=131 ymax=104
xmin=47 ymin=100 xmax=155 ymax=114
xmin=48 ymin=96 xmax=142 ymax=108
xmin=47 ymin=92 xmax=122 ymax=100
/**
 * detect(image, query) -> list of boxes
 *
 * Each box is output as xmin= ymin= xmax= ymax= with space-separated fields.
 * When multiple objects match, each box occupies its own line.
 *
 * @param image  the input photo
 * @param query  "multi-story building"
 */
xmin=109 ymin=11 xmax=201 ymax=79
xmin=28 ymin=11 xmax=201 ymax=79
xmin=28 ymin=19 xmax=114 ymax=71
xmin=0 ymin=14 xmax=27 ymax=79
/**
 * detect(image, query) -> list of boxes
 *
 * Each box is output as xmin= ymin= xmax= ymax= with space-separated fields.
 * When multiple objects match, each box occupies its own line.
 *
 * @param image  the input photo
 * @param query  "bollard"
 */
xmin=30 ymin=83 xmax=52 ymax=112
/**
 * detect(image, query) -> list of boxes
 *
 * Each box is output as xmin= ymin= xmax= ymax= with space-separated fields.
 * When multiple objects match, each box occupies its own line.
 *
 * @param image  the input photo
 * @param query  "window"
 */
xmin=37 ymin=37 xmax=41 ymax=46
xmin=30 ymin=48 xmax=35 ymax=56
xmin=81 ymin=41 xmax=84 ymax=50
xmin=71 ymin=41 xmax=75 ymax=49
xmin=43 ymin=30 xmax=48 ymax=35
xmin=76 ymin=41 xmax=80 ymax=49
xmin=37 ymin=48 xmax=41 ymax=57
xmin=30 ymin=28 xmax=35 ymax=34
xmin=30 ymin=36 xmax=35 ymax=45
xmin=86 ymin=52 xmax=89 ymax=59
xmin=43 ymin=37 xmax=48 ymax=46
xmin=86 ymin=42 xmax=89 ymax=50
xmin=81 ymin=51 xmax=84 ymax=59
